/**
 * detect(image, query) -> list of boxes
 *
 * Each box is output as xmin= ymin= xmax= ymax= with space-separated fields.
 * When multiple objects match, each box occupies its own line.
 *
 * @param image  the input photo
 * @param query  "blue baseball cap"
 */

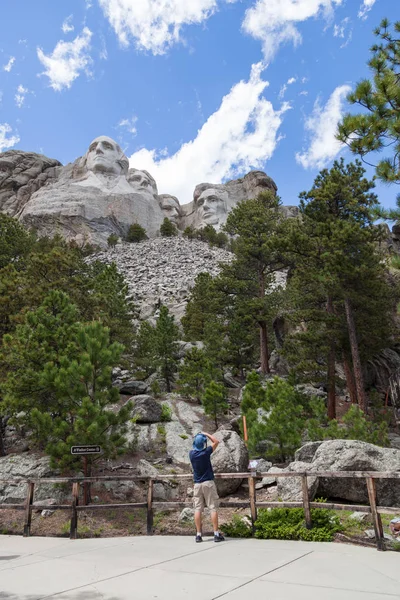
xmin=193 ymin=434 xmax=207 ymax=450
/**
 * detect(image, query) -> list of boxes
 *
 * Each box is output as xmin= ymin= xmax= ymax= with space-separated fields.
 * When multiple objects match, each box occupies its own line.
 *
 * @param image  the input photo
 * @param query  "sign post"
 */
xmin=70 ymin=446 xmax=102 ymax=505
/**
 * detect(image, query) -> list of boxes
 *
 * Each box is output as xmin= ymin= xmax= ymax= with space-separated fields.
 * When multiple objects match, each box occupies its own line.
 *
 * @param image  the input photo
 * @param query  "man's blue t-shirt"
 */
xmin=189 ymin=446 xmax=214 ymax=483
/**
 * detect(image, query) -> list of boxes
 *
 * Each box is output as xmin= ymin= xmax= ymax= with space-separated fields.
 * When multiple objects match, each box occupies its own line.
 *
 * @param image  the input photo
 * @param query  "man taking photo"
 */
xmin=189 ymin=431 xmax=225 ymax=543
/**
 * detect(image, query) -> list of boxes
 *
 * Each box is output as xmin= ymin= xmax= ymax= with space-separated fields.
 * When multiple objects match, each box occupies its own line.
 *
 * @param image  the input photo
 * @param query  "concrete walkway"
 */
xmin=0 ymin=535 xmax=399 ymax=599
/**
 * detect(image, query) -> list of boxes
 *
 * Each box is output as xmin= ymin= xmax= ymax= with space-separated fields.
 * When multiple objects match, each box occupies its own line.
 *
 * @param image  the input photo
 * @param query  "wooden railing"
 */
xmin=1 ymin=471 xmax=399 ymax=551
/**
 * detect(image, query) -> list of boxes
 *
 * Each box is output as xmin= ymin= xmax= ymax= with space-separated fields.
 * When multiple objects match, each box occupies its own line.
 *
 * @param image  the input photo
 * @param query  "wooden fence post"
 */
xmin=23 ymin=482 xmax=35 ymax=537
xmin=248 ymin=473 xmax=257 ymax=532
xmin=366 ymin=477 xmax=385 ymax=551
xmin=302 ymin=475 xmax=312 ymax=530
xmin=147 ymin=479 xmax=154 ymax=535
xmin=70 ymin=482 xmax=80 ymax=540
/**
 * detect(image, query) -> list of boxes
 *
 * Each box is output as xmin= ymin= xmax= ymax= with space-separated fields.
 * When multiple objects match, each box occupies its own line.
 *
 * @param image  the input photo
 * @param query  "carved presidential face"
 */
xmin=159 ymin=195 xmax=181 ymax=225
xmin=86 ymin=136 xmax=128 ymax=177
xmin=195 ymin=188 xmax=228 ymax=227
xmin=128 ymin=169 xmax=157 ymax=196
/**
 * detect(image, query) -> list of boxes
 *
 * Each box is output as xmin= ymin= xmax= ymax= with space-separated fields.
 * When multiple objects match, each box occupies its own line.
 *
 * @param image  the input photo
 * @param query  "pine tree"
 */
xmin=127 ymin=223 xmax=148 ymax=242
xmin=135 ymin=320 xmax=157 ymax=377
xmin=160 ymin=218 xmax=178 ymax=237
xmin=202 ymin=381 xmax=228 ymax=428
xmin=182 ymin=273 xmax=223 ymax=341
xmin=222 ymin=191 xmax=285 ymax=374
xmin=337 ymin=19 xmax=400 ymax=186
xmin=0 ymin=292 xmax=130 ymax=471
xmin=177 ymin=347 xmax=211 ymax=401
xmin=154 ymin=306 xmax=180 ymax=392
xmin=0 ymin=214 xmax=34 ymax=270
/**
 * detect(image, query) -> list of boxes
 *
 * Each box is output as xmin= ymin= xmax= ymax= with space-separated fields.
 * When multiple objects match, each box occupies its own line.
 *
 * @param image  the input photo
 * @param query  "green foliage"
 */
xmin=183 ymin=226 xmax=196 ymax=239
xmin=160 ymin=218 xmax=178 ymax=237
xmin=182 ymin=273 xmax=223 ymax=341
xmin=177 ymin=347 xmax=212 ymax=401
xmin=307 ymin=402 xmax=390 ymax=447
xmin=337 ymin=19 xmax=400 ymax=187
xmin=1 ymin=291 xmax=130 ymax=470
xmin=107 ymin=233 xmax=119 ymax=248
xmin=196 ymin=225 xmax=229 ymax=248
xmin=150 ymin=379 xmax=161 ymax=397
xmin=127 ymin=223 xmax=148 ymax=243
xmin=220 ymin=515 xmax=252 ymax=538
xmin=135 ymin=306 xmax=179 ymax=391
xmin=202 ymin=380 xmax=228 ymax=428
xmin=160 ymin=403 xmax=172 ymax=422
xmin=0 ymin=214 xmax=35 ymax=270
xmin=254 ymin=508 xmax=342 ymax=542
xmin=242 ymin=375 xmax=306 ymax=462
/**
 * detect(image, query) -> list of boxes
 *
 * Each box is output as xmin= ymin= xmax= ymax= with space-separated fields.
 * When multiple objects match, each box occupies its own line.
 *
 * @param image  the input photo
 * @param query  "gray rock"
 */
xmin=0 ymin=454 xmax=63 ymax=504
xmin=211 ymin=430 xmax=249 ymax=497
xmin=132 ymin=395 xmax=163 ymax=423
xmin=280 ymin=440 xmax=400 ymax=506
xmin=223 ymin=372 xmax=242 ymax=389
xmin=0 ymin=150 xmax=61 ymax=216
xmin=41 ymin=509 xmax=55 ymax=517
xmin=179 ymin=508 xmax=195 ymax=523
xmin=175 ymin=401 xmax=203 ymax=430
xmin=136 ymin=459 xmax=159 ymax=478
xmin=295 ymin=441 xmax=324 ymax=463
xmin=295 ymin=384 xmax=327 ymax=400
xmin=261 ymin=466 xmax=283 ymax=486
xmin=117 ymin=380 xmax=148 ymax=395
xmin=277 ymin=461 xmax=319 ymax=502
xmin=164 ymin=421 xmax=192 ymax=464
xmin=349 ymin=512 xmax=368 ymax=523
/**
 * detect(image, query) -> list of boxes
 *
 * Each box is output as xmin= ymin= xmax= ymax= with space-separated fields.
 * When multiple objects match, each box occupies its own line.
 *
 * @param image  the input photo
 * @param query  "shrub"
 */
xmin=107 ymin=233 xmax=119 ymax=248
xmin=221 ymin=515 xmax=252 ymax=538
xmin=183 ymin=226 xmax=196 ymax=240
xmin=254 ymin=508 xmax=341 ymax=542
xmin=127 ymin=223 xmax=148 ymax=243
xmin=161 ymin=403 xmax=172 ymax=422
xmin=160 ymin=218 xmax=178 ymax=237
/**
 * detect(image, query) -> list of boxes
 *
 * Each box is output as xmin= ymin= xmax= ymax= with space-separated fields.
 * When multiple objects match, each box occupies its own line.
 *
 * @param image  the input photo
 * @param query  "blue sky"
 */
xmin=0 ymin=0 xmax=398 ymax=208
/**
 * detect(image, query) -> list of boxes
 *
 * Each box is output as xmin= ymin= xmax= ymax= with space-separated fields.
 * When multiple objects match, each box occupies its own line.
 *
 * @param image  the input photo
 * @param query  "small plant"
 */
xmin=127 ymin=223 xmax=148 ymax=243
xmin=179 ymin=434 xmax=188 ymax=440
xmin=254 ymin=507 xmax=342 ymax=542
xmin=183 ymin=226 xmax=196 ymax=239
xmin=161 ymin=403 xmax=172 ymax=422
xmin=160 ymin=218 xmax=178 ymax=237
xmin=107 ymin=233 xmax=119 ymax=248
xmin=221 ymin=515 xmax=252 ymax=538
xmin=150 ymin=380 xmax=161 ymax=397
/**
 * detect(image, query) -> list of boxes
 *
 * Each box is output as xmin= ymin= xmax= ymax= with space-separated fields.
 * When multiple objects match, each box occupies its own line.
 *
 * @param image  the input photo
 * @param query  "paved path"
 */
xmin=0 ymin=535 xmax=399 ymax=599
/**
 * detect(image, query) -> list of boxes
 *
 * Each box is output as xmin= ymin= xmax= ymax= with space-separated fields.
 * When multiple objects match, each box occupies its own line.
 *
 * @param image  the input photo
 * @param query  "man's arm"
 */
xmin=202 ymin=432 xmax=219 ymax=453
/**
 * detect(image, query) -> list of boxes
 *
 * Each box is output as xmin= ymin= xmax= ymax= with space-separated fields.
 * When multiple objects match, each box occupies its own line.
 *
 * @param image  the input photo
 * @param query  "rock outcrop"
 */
xmin=278 ymin=440 xmax=400 ymax=506
xmin=211 ymin=430 xmax=249 ymax=497
xmin=0 ymin=454 xmax=62 ymax=504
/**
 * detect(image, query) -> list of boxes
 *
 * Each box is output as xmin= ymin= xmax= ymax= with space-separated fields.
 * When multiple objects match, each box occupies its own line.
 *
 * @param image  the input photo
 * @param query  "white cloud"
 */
xmin=15 ymin=84 xmax=29 ymax=108
xmin=37 ymin=27 xmax=92 ymax=91
xmin=118 ymin=116 xmax=138 ymax=135
xmin=62 ymin=15 xmax=75 ymax=34
xmin=3 ymin=56 xmax=15 ymax=72
xmin=333 ymin=16 xmax=352 ymax=47
xmin=0 ymin=123 xmax=20 ymax=152
xmin=299 ymin=90 xmax=308 ymax=96
xmin=242 ymin=0 xmax=343 ymax=61
xmin=295 ymin=84 xmax=351 ymax=169
xmin=129 ymin=63 xmax=290 ymax=202
xmin=98 ymin=0 xmax=238 ymax=54
xmin=358 ymin=0 xmax=376 ymax=19
xmin=279 ymin=76 xmax=297 ymax=98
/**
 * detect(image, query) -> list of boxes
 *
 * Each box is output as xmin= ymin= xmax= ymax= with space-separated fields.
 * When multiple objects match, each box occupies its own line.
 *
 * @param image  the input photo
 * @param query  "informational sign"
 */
xmin=70 ymin=445 xmax=101 ymax=455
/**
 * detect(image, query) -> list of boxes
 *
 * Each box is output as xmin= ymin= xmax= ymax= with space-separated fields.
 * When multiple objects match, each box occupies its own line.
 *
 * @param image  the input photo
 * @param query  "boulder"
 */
xmin=0 ymin=454 xmax=64 ymax=504
xmin=211 ymin=430 xmax=249 ymax=497
xmin=278 ymin=440 xmax=400 ymax=506
xmin=117 ymin=380 xmax=148 ymax=395
xmin=132 ymin=395 xmax=163 ymax=423
xmin=164 ymin=421 xmax=193 ymax=464
xmin=294 ymin=441 xmax=323 ymax=463
xmin=179 ymin=508 xmax=195 ymax=523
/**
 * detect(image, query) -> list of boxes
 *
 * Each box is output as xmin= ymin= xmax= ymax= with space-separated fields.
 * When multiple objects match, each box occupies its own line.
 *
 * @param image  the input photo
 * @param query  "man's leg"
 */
xmin=195 ymin=511 xmax=203 ymax=536
xmin=211 ymin=510 xmax=219 ymax=533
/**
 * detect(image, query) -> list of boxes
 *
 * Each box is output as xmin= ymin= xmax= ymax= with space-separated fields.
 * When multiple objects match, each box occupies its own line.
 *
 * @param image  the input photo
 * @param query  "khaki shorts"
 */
xmin=193 ymin=480 xmax=219 ymax=513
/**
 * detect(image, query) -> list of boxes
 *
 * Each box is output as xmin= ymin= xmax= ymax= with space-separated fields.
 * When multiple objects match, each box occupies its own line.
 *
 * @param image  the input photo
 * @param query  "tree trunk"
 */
xmin=259 ymin=271 xmax=270 ymax=375
xmin=0 ymin=418 xmax=6 ymax=457
xmin=260 ymin=324 xmax=270 ymax=375
xmin=344 ymin=297 xmax=367 ymax=413
xmin=343 ymin=353 xmax=357 ymax=404
xmin=326 ymin=297 xmax=336 ymax=420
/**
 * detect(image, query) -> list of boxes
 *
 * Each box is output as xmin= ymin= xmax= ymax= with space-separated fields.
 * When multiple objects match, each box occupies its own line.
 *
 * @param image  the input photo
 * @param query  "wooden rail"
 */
xmin=0 ymin=471 xmax=399 ymax=551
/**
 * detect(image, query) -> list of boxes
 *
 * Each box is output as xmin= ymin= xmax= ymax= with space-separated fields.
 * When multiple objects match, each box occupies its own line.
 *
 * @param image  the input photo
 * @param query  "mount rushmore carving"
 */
xmin=0 ymin=135 xmax=291 ymax=246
